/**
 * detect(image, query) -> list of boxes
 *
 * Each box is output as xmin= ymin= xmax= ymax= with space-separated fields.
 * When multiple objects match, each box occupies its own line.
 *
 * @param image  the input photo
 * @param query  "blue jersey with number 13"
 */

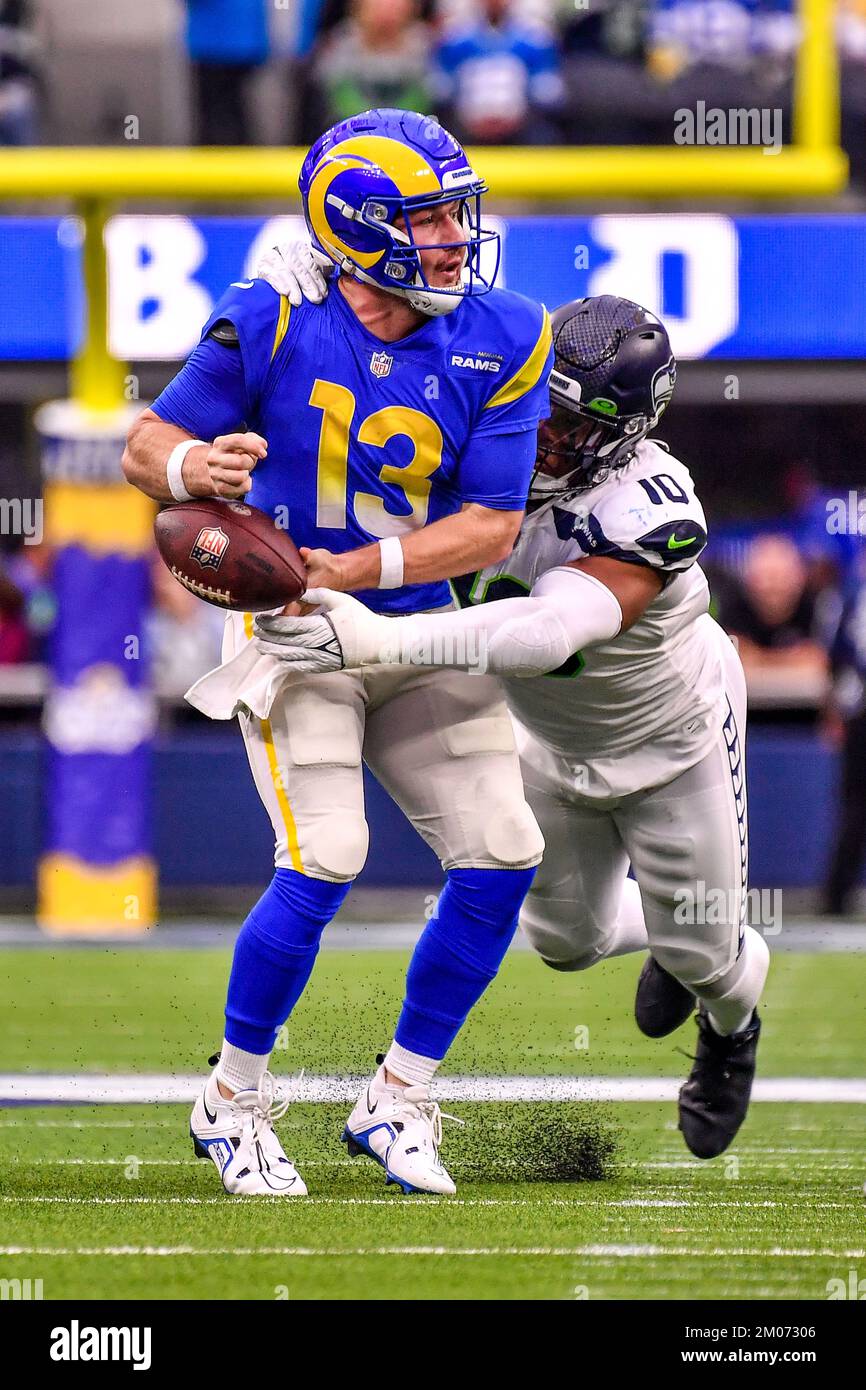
xmin=152 ymin=277 xmax=552 ymax=614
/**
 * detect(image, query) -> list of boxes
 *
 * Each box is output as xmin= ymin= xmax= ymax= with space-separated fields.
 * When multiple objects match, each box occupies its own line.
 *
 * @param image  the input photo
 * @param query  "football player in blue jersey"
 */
xmin=122 ymin=108 xmax=552 ymax=1196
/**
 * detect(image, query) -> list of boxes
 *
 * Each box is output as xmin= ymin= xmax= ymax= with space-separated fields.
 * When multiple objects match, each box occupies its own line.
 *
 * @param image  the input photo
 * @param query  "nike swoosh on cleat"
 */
xmin=366 ymin=1087 xmax=378 ymax=1115
xmin=203 ymin=1096 xmax=217 ymax=1125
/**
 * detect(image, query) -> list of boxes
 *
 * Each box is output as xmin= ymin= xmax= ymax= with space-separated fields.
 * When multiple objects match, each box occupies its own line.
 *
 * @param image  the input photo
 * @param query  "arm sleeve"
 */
xmin=150 ymin=332 xmax=250 ymax=440
xmin=331 ymin=564 xmax=623 ymax=674
xmin=457 ymin=428 xmax=538 ymax=510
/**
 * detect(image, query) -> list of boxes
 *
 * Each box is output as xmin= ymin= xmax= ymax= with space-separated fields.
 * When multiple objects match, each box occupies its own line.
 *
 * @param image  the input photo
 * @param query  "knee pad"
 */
xmin=279 ymin=810 xmax=369 ymax=881
xmin=481 ymin=797 xmax=545 ymax=869
xmin=651 ymin=940 xmax=706 ymax=989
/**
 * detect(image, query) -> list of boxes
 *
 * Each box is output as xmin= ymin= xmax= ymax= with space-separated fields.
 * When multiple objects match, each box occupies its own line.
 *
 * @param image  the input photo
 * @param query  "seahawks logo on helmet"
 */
xmin=651 ymin=357 xmax=677 ymax=418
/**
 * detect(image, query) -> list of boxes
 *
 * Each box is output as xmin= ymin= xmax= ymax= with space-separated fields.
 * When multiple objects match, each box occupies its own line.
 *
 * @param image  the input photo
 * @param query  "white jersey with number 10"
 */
xmin=455 ymin=439 xmax=730 ymax=798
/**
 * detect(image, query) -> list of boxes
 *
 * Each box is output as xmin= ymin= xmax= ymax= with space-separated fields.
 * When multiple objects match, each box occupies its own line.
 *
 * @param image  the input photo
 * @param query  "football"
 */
xmin=153 ymin=498 xmax=306 ymax=611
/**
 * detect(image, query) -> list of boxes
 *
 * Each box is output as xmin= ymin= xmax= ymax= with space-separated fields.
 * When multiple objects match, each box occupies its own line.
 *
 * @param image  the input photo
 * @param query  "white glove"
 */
xmin=254 ymin=589 xmax=393 ymax=673
xmin=256 ymin=241 xmax=333 ymax=307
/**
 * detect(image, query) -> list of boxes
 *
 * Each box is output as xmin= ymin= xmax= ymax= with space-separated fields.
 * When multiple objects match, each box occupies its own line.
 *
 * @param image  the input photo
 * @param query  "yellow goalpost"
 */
xmin=0 ymin=0 xmax=844 ymax=413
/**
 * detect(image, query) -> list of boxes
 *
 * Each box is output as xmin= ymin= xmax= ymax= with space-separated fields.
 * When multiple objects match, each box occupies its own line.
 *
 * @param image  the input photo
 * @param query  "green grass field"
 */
xmin=2 ymin=945 xmax=865 ymax=1301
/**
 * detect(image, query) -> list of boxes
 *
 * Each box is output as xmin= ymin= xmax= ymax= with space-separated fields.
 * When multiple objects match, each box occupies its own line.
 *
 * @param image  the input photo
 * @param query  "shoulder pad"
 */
xmin=464 ymin=290 xmax=552 ymax=416
xmin=475 ymin=288 xmax=549 ymax=360
xmin=200 ymin=279 xmax=292 ymax=406
xmin=560 ymin=464 xmax=708 ymax=574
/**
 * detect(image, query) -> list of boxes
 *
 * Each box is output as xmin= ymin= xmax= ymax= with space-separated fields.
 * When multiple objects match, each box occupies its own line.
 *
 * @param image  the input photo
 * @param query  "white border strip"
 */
xmin=2 ymin=1074 xmax=866 ymax=1104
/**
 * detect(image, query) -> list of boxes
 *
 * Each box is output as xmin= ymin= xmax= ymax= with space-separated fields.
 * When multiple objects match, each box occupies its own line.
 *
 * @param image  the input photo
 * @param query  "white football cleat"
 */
xmin=342 ymin=1063 xmax=457 ymax=1195
xmin=190 ymin=1068 xmax=308 ymax=1196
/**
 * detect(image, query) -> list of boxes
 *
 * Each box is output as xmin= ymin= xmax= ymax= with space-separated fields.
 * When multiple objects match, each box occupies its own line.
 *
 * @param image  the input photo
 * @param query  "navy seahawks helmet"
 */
xmin=531 ymin=295 xmax=677 ymax=498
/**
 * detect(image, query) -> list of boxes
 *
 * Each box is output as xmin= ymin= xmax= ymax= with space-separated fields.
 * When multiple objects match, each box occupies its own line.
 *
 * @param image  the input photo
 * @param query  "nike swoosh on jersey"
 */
xmin=668 ymin=534 xmax=696 ymax=549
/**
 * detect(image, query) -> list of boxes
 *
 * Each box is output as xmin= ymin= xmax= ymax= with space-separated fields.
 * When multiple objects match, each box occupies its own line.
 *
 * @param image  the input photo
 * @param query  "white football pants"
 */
xmin=517 ymin=638 xmax=768 ymax=1015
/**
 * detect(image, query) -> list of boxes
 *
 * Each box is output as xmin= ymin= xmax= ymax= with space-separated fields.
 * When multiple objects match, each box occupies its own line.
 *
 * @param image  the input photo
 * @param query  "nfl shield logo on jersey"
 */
xmin=370 ymin=351 xmax=393 ymax=378
xmin=190 ymin=526 xmax=229 ymax=571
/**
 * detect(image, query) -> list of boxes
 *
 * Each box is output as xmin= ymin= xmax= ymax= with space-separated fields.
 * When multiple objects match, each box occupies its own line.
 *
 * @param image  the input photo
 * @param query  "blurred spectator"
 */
xmin=558 ymin=0 xmax=653 ymax=145
xmin=184 ymin=0 xmax=270 ymax=145
xmin=312 ymin=0 xmax=431 ymax=129
xmin=643 ymin=0 xmax=798 ymax=147
xmin=648 ymin=0 xmax=798 ymax=81
xmin=0 ymin=561 xmax=27 ymax=662
xmin=719 ymin=534 xmax=829 ymax=677
xmin=823 ymin=550 xmax=866 ymax=915
xmin=776 ymin=462 xmax=861 ymax=646
xmin=432 ymin=0 xmax=564 ymax=145
xmin=0 ymin=0 xmax=38 ymax=145
xmin=146 ymin=554 xmax=225 ymax=698
xmin=5 ymin=538 xmax=54 ymax=661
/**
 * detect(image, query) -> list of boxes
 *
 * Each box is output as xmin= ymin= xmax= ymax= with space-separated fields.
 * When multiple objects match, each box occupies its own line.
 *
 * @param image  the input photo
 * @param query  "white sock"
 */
xmin=382 ymin=1041 xmax=440 ymax=1088
xmin=702 ymin=927 xmax=770 ymax=1037
xmin=216 ymin=1039 xmax=271 ymax=1093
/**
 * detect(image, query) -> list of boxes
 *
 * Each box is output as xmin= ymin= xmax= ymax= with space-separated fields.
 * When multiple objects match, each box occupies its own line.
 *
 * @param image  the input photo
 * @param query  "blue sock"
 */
xmin=224 ymin=869 xmax=351 ymax=1054
xmin=394 ymin=866 xmax=536 ymax=1060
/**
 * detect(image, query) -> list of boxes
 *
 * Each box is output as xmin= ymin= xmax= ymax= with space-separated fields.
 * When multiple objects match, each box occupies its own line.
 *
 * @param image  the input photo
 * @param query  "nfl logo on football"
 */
xmin=190 ymin=526 xmax=229 ymax=571
xmin=370 ymin=351 xmax=393 ymax=378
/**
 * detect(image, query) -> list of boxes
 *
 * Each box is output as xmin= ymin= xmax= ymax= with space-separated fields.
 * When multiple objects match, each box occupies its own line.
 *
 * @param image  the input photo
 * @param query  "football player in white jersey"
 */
xmin=256 ymin=290 xmax=770 ymax=1160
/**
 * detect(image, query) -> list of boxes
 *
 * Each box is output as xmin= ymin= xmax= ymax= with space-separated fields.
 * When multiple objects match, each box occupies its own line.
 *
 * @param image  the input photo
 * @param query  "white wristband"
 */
xmin=166 ymin=438 xmax=207 ymax=503
xmin=377 ymin=536 xmax=404 ymax=589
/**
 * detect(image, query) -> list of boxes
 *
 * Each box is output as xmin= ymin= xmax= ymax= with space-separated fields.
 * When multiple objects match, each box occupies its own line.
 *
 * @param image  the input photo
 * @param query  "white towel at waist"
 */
xmin=185 ymin=596 xmax=457 ymax=720
xmin=185 ymin=639 xmax=293 ymax=721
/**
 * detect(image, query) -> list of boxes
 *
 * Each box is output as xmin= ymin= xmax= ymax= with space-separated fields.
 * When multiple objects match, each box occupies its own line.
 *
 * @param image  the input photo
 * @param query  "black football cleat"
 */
xmin=634 ymin=955 xmax=695 ymax=1038
xmin=678 ymin=1008 xmax=761 ymax=1159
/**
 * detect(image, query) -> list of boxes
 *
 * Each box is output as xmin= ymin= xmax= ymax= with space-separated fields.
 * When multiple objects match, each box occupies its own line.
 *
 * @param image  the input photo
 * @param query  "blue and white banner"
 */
xmin=0 ymin=212 xmax=863 ymax=362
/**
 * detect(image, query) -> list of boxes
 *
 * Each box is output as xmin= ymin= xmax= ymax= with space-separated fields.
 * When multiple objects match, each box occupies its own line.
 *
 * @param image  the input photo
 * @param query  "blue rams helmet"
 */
xmin=298 ymin=108 xmax=500 ymax=318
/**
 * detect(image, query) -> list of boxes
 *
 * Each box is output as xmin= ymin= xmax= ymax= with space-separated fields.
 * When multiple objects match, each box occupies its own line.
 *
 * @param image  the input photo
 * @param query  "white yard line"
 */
xmin=641 ymin=1159 xmax=863 ymax=1170
xmin=3 ymin=1074 xmax=866 ymax=1104
xmin=0 ymin=1244 xmax=863 ymax=1259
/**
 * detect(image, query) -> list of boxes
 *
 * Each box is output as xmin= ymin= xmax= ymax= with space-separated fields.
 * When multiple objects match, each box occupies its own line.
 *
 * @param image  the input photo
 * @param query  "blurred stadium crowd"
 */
xmin=0 ymin=1 xmax=863 ymax=175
